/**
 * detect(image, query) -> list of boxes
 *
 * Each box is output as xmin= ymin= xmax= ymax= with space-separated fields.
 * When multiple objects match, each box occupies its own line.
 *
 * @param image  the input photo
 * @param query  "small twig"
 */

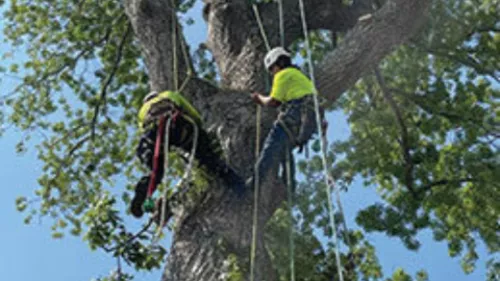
xmin=116 ymin=255 xmax=122 ymax=281
xmin=1 ymin=73 xmax=23 ymax=81
xmin=102 ymin=245 xmax=113 ymax=253
xmin=109 ymin=218 xmax=155 ymax=253
xmin=50 ymin=135 xmax=91 ymax=186
xmin=49 ymin=123 xmax=89 ymax=148
xmin=67 ymin=136 xmax=91 ymax=157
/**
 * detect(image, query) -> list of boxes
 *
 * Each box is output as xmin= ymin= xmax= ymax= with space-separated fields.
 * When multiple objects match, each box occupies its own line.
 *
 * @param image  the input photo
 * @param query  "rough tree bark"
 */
xmin=123 ymin=0 xmax=431 ymax=280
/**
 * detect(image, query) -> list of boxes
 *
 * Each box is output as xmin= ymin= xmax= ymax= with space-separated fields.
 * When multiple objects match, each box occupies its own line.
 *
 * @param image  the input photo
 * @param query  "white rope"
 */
xmin=285 ymin=144 xmax=296 ymax=281
xmin=171 ymin=0 xmax=178 ymax=91
xmin=252 ymin=4 xmax=271 ymax=51
xmin=297 ymin=1 xmax=344 ymax=281
xmin=153 ymin=114 xmax=199 ymax=241
xmin=278 ymin=0 xmax=285 ymax=47
xmin=278 ymin=2 xmax=295 ymax=280
xmin=250 ymin=4 xmax=268 ymax=281
xmin=178 ymin=31 xmax=194 ymax=93
xmin=178 ymin=115 xmax=199 ymax=187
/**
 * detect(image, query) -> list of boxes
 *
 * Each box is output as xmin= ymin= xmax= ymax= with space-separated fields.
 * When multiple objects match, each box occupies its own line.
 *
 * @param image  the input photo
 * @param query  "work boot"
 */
xmin=130 ymin=176 xmax=150 ymax=218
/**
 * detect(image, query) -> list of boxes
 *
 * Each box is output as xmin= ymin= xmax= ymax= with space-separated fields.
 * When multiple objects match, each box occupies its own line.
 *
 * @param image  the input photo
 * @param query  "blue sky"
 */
xmin=0 ymin=2 xmax=490 ymax=281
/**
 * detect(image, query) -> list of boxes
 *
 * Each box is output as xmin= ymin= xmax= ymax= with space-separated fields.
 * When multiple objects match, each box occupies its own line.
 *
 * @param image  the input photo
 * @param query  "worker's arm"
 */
xmin=251 ymin=92 xmax=281 ymax=107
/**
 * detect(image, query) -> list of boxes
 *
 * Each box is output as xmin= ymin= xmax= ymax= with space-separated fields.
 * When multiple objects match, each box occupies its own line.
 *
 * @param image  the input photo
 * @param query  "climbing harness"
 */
xmin=142 ymin=105 xmax=201 ymax=245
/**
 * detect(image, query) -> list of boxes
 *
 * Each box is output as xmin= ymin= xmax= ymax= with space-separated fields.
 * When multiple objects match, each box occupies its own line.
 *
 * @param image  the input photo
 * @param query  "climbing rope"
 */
xmin=252 ymin=4 xmax=271 ymax=51
xmin=277 ymin=5 xmax=295 ymax=280
xmin=153 ymin=113 xmax=199 ymax=243
xmin=297 ymin=1 xmax=345 ymax=281
xmin=179 ymin=34 xmax=194 ymax=93
xmin=176 ymin=114 xmax=200 ymax=189
xmin=149 ymin=112 xmax=199 ymax=240
xmin=278 ymin=0 xmax=285 ymax=47
xmin=171 ymin=0 xmax=194 ymax=93
xmin=172 ymin=3 xmax=179 ymax=91
xmin=249 ymin=3 xmax=267 ymax=281
xmin=249 ymin=104 xmax=260 ymax=281
xmin=249 ymin=2 xmax=296 ymax=281
xmin=285 ymin=143 xmax=296 ymax=281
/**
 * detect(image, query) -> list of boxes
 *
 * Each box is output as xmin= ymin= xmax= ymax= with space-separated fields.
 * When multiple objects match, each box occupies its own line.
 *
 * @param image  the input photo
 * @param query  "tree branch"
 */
xmin=419 ymin=178 xmax=477 ymax=196
xmin=415 ymin=45 xmax=500 ymax=83
xmin=124 ymin=0 xmax=195 ymax=92
xmin=315 ymin=0 xmax=432 ymax=106
xmin=375 ymin=68 xmax=417 ymax=198
xmin=50 ymin=135 xmax=92 ymax=188
xmin=202 ymin=0 xmax=378 ymax=89
xmin=109 ymin=218 xmax=155 ymax=252
xmin=258 ymin=0 xmax=379 ymax=47
xmin=90 ymin=24 xmax=132 ymax=140
xmin=391 ymin=88 xmax=499 ymax=140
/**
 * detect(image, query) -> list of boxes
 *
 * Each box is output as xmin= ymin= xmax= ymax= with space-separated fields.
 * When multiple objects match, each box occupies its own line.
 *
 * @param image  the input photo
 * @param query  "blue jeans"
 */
xmin=254 ymin=97 xmax=311 ymax=190
xmin=255 ymin=123 xmax=295 ymax=188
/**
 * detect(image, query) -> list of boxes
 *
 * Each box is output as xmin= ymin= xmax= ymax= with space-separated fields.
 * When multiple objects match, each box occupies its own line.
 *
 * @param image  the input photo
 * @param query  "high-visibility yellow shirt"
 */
xmin=138 ymin=91 xmax=202 ymax=130
xmin=269 ymin=67 xmax=317 ymax=103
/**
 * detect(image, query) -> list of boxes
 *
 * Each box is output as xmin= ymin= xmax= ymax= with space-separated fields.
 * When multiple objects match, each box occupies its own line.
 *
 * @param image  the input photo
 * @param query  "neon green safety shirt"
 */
xmin=269 ymin=67 xmax=317 ymax=103
xmin=138 ymin=91 xmax=202 ymax=130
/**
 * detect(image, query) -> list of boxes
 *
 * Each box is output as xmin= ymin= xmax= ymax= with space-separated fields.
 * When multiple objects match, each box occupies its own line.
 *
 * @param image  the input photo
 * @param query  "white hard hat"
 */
xmin=264 ymin=47 xmax=291 ymax=70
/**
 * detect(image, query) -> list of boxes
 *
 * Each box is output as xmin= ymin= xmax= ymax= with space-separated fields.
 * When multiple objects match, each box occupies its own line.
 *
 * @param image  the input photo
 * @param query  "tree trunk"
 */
xmin=123 ymin=0 xmax=431 ymax=280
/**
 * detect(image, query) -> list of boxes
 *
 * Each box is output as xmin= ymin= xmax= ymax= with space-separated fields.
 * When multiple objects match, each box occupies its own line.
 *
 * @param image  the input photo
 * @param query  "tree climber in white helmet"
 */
xmin=248 ymin=47 xmax=325 ymax=190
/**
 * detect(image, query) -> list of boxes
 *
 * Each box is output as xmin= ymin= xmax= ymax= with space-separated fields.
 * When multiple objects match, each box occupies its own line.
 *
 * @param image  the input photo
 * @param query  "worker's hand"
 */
xmin=251 ymin=92 xmax=263 ymax=105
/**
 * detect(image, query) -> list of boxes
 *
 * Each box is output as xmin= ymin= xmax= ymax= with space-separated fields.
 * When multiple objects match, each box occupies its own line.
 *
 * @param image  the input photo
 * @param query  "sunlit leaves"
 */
xmin=330 ymin=0 xmax=500 ymax=274
xmin=1 ymin=0 xmax=157 ymax=274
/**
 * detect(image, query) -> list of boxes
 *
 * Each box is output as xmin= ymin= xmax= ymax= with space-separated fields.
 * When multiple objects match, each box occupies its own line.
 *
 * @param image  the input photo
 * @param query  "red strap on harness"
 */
xmin=171 ymin=110 xmax=180 ymax=123
xmin=146 ymin=110 xmax=181 ymax=198
xmin=147 ymin=116 xmax=167 ymax=197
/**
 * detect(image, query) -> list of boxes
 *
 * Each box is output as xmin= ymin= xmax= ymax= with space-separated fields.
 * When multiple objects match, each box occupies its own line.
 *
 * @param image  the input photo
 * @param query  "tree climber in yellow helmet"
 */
xmin=249 ymin=47 xmax=325 ymax=190
xmin=131 ymin=91 xmax=245 ymax=218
